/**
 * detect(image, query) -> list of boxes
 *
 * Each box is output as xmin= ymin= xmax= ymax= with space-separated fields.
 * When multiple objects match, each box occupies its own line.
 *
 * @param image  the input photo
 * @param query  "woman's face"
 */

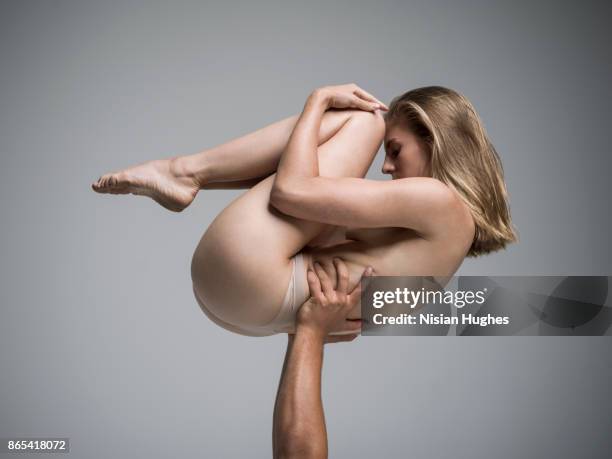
xmin=382 ymin=122 xmax=430 ymax=179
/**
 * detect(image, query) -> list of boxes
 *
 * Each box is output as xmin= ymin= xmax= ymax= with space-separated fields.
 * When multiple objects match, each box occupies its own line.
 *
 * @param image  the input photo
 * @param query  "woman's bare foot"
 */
xmin=91 ymin=157 xmax=200 ymax=212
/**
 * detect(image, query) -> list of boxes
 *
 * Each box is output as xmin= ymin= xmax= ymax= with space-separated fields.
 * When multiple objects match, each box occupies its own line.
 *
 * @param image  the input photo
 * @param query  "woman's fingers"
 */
xmin=320 ymin=83 xmax=388 ymax=112
xmin=351 ymin=95 xmax=379 ymax=112
xmin=306 ymin=269 xmax=326 ymax=305
xmin=353 ymin=87 xmax=389 ymax=111
xmin=333 ymin=258 xmax=349 ymax=295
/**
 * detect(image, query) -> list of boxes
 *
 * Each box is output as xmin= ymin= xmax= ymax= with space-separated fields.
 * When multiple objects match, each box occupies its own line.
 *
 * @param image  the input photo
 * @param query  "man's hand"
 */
xmin=296 ymin=258 xmax=373 ymax=342
xmin=274 ymin=257 xmax=372 ymax=458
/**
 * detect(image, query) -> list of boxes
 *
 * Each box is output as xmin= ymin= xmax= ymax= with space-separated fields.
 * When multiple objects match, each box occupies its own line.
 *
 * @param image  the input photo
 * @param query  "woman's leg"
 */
xmin=191 ymin=110 xmax=385 ymax=329
xmin=91 ymin=110 xmax=357 ymax=204
xmin=182 ymin=112 xmax=351 ymax=186
xmin=192 ymin=285 xmax=273 ymax=337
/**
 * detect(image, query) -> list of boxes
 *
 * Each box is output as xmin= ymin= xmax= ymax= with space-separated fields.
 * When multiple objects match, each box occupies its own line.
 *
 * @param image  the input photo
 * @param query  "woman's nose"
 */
xmin=382 ymin=158 xmax=394 ymax=175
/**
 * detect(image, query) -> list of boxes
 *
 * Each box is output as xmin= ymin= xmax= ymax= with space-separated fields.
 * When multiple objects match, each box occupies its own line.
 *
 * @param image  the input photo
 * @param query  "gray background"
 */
xmin=1 ymin=0 xmax=610 ymax=457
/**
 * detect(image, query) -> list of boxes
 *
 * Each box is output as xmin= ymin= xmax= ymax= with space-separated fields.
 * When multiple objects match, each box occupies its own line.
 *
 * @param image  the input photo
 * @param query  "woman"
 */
xmin=92 ymin=83 xmax=517 ymax=337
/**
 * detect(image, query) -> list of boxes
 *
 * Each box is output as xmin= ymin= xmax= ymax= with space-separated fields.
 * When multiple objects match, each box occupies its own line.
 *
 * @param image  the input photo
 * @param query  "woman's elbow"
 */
xmin=270 ymin=181 xmax=306 ymax=215
xmin=269 ymin=183 xmax=292 ymax=213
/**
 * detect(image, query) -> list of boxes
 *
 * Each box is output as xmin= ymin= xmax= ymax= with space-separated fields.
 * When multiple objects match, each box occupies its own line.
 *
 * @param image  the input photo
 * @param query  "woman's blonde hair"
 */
xmin=384 ymin=86 xmax=518 ymax=256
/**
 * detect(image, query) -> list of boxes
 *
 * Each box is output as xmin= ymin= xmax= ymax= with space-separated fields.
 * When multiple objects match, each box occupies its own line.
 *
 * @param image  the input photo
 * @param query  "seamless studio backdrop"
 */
xmin=1 ymin=1 xmax=611 ymax=458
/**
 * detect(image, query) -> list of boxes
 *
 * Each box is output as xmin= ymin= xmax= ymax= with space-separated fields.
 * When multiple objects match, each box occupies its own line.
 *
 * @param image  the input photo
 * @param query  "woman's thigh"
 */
xmin=193 ymin=284 xmax=273 ymax=337
xmin=191 ymin=110 xmax=385 ymax=328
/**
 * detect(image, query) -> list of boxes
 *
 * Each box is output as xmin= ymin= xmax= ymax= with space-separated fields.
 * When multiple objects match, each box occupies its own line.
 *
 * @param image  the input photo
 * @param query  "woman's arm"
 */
xmin=272 ymin=90 xmax=332 ymax=187
xmin=269 ymin=88 xmax=461 ymax=237
xmin=272 ymin=175 xmax=460 ymax=237
xmin=272 ymin=84 xmax=385 ymax=191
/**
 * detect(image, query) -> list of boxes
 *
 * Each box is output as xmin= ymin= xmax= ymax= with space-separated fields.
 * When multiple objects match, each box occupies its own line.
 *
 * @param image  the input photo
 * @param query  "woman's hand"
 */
xmin=311 ymin=83 xmax=389 ymax=113
xmin=296 ymin=257 xmax=373 ymax=342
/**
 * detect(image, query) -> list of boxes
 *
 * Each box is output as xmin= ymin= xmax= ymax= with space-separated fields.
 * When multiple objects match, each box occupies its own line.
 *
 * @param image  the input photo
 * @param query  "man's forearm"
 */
xmin=273 ymin=327 xmax=328 ymax=458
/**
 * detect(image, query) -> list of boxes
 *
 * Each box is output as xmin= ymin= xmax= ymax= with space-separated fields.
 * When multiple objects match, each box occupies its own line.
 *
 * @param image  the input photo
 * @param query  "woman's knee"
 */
xmin=316 ymin=110 xmax=385 ymax=178
xmin=348 ymin=109 xmax=386 ymax=139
